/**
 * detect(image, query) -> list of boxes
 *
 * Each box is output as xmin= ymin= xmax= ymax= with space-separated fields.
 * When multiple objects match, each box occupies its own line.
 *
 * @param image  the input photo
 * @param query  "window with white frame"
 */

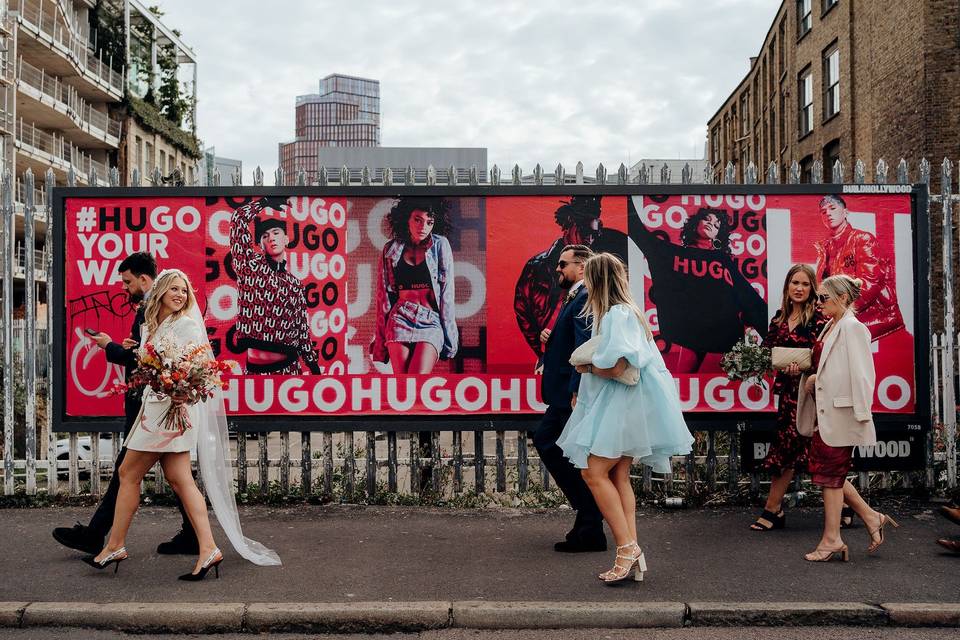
xmin=797 ymin=0 xmax=812 ymax=37
xmin=798 ymin=68 xmax=813 ymax=136
xmin=823 ymin=46 xmax=840 ymax=119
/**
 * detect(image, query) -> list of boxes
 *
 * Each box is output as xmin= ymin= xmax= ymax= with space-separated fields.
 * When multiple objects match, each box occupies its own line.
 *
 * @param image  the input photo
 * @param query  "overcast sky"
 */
xmin=154 ymin=0 xmax=778 ymax=178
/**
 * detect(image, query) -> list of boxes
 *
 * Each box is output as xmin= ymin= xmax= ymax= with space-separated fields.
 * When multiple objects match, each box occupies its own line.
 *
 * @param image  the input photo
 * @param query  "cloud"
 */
xmin=155 ymin=0 xmax=778 ymax=179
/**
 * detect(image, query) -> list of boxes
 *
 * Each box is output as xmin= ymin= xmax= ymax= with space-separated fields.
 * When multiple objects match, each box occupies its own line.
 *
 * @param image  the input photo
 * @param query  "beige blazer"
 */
xmin=796 ymin=309 xmax=877 ymax=447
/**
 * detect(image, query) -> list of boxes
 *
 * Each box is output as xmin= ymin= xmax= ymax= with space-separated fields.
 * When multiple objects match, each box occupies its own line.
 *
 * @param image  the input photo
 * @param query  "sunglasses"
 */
xmin=816 ymin=293 xmax=832 ymax=303
xmin=557 ymin=260 xmax=581 ymax=269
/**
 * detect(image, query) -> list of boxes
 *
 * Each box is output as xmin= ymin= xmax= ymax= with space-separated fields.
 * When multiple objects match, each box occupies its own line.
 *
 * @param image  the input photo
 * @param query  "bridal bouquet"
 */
xmin=720 ymin=335 xmax=772 ymax=389
xmin=111 ymin=338 xmax=234 ymax=434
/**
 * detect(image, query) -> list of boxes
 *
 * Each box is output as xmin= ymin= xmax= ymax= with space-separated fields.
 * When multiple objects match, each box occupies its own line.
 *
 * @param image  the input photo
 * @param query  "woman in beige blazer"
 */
xmin=797 ymin=274 xmax=898 ymax=562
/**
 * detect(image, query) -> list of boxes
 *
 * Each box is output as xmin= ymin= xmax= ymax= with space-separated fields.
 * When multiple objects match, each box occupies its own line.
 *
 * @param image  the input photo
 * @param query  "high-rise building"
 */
xmin=278 ymin=74 xmax=380 ymax=182
xmin=705 ymin=0 xmax=960 ymax=188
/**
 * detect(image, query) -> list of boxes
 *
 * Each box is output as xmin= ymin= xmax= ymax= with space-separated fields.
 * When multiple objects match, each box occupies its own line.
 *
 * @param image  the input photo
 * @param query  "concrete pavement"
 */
xmin=0 ymin=503 xmax=957 ymax=632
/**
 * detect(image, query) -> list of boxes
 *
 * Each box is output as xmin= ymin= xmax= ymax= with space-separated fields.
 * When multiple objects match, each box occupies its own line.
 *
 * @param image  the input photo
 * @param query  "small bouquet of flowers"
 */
xmin=720 ymin=334 xmax=773 ymax=388
xmin=111 ymin=337 xmax=235 ymax=434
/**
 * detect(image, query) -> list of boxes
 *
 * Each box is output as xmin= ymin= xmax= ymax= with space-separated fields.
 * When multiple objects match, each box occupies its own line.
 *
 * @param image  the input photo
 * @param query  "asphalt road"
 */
xmin=2 ymin=504 xmax=957 ymax=604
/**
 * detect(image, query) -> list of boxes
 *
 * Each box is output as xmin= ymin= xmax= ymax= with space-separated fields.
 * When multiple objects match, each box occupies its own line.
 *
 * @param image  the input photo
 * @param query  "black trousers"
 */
xmin=533 ymin=405 xmax=604 ymax=538
xmin=87 ymin=442 xmax=196 ymax=542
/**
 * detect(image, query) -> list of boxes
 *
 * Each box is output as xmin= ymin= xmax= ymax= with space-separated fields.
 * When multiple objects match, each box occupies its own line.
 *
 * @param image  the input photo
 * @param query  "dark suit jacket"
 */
xmin=103 ymin=305 xmax=145 ymax=431
xmin=541 ymin=285 xmax=590 ymax=408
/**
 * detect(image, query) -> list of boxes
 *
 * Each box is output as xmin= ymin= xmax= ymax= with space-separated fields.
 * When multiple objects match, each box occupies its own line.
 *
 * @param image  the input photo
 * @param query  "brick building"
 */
xmin=706 ymin=0 xmax=960 ymax=187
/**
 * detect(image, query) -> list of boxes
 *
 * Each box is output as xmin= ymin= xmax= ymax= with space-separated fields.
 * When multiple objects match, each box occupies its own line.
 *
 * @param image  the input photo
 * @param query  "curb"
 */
xmin=1 ymin=601 xmax=958 ymax=632
xmin=687 ymin=602 xmax=887 ymax=627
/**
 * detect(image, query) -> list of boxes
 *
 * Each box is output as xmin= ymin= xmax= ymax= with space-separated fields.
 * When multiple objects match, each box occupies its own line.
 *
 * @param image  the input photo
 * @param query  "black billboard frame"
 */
xmin=51 ymin=183 xmax=931 ymax=434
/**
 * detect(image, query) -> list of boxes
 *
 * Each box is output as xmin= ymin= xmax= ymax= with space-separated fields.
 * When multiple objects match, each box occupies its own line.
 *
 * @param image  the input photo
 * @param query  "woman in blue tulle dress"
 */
xmin=557 ymin=253 xmax=694 ymax=584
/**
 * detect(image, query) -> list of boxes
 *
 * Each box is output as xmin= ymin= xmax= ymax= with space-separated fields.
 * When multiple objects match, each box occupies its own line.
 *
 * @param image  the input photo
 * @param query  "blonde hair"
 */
xmin=821 ymin=274 xmax=863 ymax=312
xmin=581 ymin=253 xmax=653 ymax=339
xmin=779 ymin=263 xmax=818 ymax=327
xmin=144 ymin=269 xmax=197 ymax=334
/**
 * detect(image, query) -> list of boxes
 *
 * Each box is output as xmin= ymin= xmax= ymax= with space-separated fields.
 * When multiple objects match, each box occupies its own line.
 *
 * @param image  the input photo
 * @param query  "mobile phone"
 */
xmin=84 ymin=328 xmax=99 ymax=336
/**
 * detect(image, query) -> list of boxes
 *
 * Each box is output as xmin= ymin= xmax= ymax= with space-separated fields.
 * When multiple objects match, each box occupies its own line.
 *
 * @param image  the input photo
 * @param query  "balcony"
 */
xmin=13 ymin=242 xmax=48 ymax=282
xmin=15 ymin=118 xmax=108 ymax=184
xmin=17 ymin=56 xmax=121 ymax=147
xmin=15 ymin=0 xmax=124 ymax=101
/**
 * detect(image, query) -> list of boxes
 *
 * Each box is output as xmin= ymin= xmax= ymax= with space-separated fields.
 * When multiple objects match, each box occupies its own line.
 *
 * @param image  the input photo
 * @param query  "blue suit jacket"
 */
xmin=541 ymin=285 xmax=590 ymax=408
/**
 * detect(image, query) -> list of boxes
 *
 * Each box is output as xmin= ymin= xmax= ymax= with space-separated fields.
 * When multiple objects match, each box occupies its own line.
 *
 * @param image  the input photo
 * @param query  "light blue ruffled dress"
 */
xmin=557 ymin=304 xmax=694 ymax=473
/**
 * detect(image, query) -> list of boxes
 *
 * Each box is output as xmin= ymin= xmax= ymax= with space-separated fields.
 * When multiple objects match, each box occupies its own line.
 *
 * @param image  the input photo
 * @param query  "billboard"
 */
xmin=53 ymin=185 xmax=928 ymax=435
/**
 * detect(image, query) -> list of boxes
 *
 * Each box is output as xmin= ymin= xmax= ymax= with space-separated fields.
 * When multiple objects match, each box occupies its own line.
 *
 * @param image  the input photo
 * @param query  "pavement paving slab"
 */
xmin=2 ymin=504 xmax=957 ymax=606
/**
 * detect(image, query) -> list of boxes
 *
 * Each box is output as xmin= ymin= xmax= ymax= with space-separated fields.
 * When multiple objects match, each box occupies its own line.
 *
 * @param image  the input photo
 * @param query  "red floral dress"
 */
xmin=760 ymin=310 xmax=827 ymax=475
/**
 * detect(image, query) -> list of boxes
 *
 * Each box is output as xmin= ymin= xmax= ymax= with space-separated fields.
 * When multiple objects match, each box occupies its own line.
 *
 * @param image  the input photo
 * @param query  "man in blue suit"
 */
xmin=532 ymin=244 xmax=606 ymax=552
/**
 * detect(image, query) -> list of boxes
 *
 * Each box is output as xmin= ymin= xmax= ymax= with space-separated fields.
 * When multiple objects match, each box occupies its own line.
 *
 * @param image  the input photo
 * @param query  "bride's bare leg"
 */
xmin=96 ymin=450 xmax=160 ymax=562
xmin=160 ymin=452 xmax=218 ymax=573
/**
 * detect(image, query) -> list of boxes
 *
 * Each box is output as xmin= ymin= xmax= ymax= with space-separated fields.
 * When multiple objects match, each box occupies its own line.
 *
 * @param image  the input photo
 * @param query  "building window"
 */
xmin=740 ymin=92 xmax=749 ymax=136
xmin=823 ymin=139 xmax=841 ymax=180
xmin=159 ymin=150 xmax=167 ymax=176
xmin=145 ymin=141 xmax=154 ymax=174
xmin=711 ymin=126 xmax=720 ymax=164
xmin=797 ymin=0 xmax=812 ymax=38
xmin=798 ymin=68 xmax=813 ymax=137
xmin=778 ymin=19 xmax=786 ymax=73
xmin=134 ymin=136 xmax=142 ymax=174
xmin=822 ymin=0 xmax=839 ymax=14
xmin=823 ymin=45 xmax=840 ymax=119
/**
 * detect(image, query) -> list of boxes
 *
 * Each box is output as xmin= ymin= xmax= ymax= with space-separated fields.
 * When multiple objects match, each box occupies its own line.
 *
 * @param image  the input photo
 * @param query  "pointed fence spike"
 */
xmin=617 ymin=163 xmax=627 ymax=185
xmin=681 ymin=163 xmax=692 ymax=185
xmin=67 ymin=166 xmax=77 ymax=187
xmin=596 ymin=163 xmax=607 ymax=185
xmin=426 ymin=165 xmax=436 ymax=186
xmin=490 ymin=164 xmax=501 ymax=186
xmin=275 ymin=167 xmax=285 ymax=186
xmin=940 ymin=158 xmax=951 ymax=192
xmin=703 ymin=165 xmax=713 ymax=185
xmin=469 ymin=166 xmax=478 ymax=185
xmin=253 ymin=166 xmax=264 ymax=186
xmin=745 ymin=162 xmax=757 ymax=185
xmin=812 ymin=159 xmax=823 ymax=184
xmin=511 ymin=164 xmax=522 ymax=186
xmin=831 ymin=159 xmax=844 ymax=184
xmin=789 ymin=160 xmax=800 ymax=185
xmin=920 ymin=158 xmax=932 ymax=185
xmin=724 ymin=161 xmax=736 ymax=184
xmin=660 ymin=163 xmax=671 ymax=185
xmin=447 ymin=165 xmax=457 ymax=186
xmin=897 ymin=158 xmax=909 ymax=184
xmin=875 ymin=158 xmax=888 ymax=184
xmin=361 ymin=166 xmax=370 ymax=186
xmin=854 ymin=159 xmax=865 ymax=184
xmin=766 ymin=162 xmax=779 ymax=184
xmin=90 ymin=167 xmax=99 ymax=187
xmin=338 ymin=165 xmax=348 ymax=186
xmin=109 ymin=166 xmax=120 ymax=186
xmin=318 ymin=166 xmax=328 ymax=186
xmin=151 ymin=166 xmax=162 ymax=186
xmin=575 ymin=161 xmax=584 ymax=185
xmin=231 ymin=167 xmax=242 ymax=186
xmin=638 ymin=163 xmax=648 ymax=185
xmin=132 ymin=167 xmax=141 ymax=187
xmin=296 ymin=167 xmax=306 ymax=186
xmin=533 ymin=163 xmax=544 ymax=186
xmin=554 ymin=163 xmax=565 ymax=185
xmin=384 ymin=167 xmax=394 ymax=186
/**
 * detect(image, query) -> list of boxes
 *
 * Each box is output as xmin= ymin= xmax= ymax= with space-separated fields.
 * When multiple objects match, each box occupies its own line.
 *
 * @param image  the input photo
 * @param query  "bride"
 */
xmin=84 ymin=268 xmax=280 ymax=579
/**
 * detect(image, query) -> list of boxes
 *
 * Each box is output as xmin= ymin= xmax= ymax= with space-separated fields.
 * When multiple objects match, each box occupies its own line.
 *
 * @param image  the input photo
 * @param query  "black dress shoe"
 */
xmin=52 ymin=522 xmax=103 ymax=555
xmin=157 ymin=529 xmax=200 ymax=555
xmin=554 ymin=537 xmax=607 ymax=553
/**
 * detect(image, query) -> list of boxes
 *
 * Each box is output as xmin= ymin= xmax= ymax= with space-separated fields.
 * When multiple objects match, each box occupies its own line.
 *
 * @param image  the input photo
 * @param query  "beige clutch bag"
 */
xmin=569 ymin=336 xmax=640 ymax=386
xmin=771 ymin=346 xmax=812 ymax=372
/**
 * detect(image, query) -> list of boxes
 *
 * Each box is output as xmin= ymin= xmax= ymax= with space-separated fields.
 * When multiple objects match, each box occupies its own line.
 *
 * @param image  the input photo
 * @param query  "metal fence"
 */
xmin=0 ymin=157 xmax=957 ymax=501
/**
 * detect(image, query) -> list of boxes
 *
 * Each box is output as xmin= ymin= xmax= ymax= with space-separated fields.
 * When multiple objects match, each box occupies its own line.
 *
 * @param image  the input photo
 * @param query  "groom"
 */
xmin=53 ymin=252 xmax=198 ymax=555
xmin=532 ymin=244 xmax=606 ymax=552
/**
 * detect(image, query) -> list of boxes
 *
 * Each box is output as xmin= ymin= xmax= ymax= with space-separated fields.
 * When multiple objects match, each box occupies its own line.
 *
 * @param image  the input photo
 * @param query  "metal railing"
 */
xmin=0 ymin=157 xmax=957 ymax=501
xmin=17 ymin=57 xmax=122 ymax=143
xmin=16 ymin=0 xmax=124 ymax=97
xmin=15 ymin=118 xmax=109 ymax=184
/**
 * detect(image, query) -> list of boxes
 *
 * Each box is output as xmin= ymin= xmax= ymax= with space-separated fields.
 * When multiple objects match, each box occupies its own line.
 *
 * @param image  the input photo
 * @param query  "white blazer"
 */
xmin=796 ymin=309 xmax=877 ymax=447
